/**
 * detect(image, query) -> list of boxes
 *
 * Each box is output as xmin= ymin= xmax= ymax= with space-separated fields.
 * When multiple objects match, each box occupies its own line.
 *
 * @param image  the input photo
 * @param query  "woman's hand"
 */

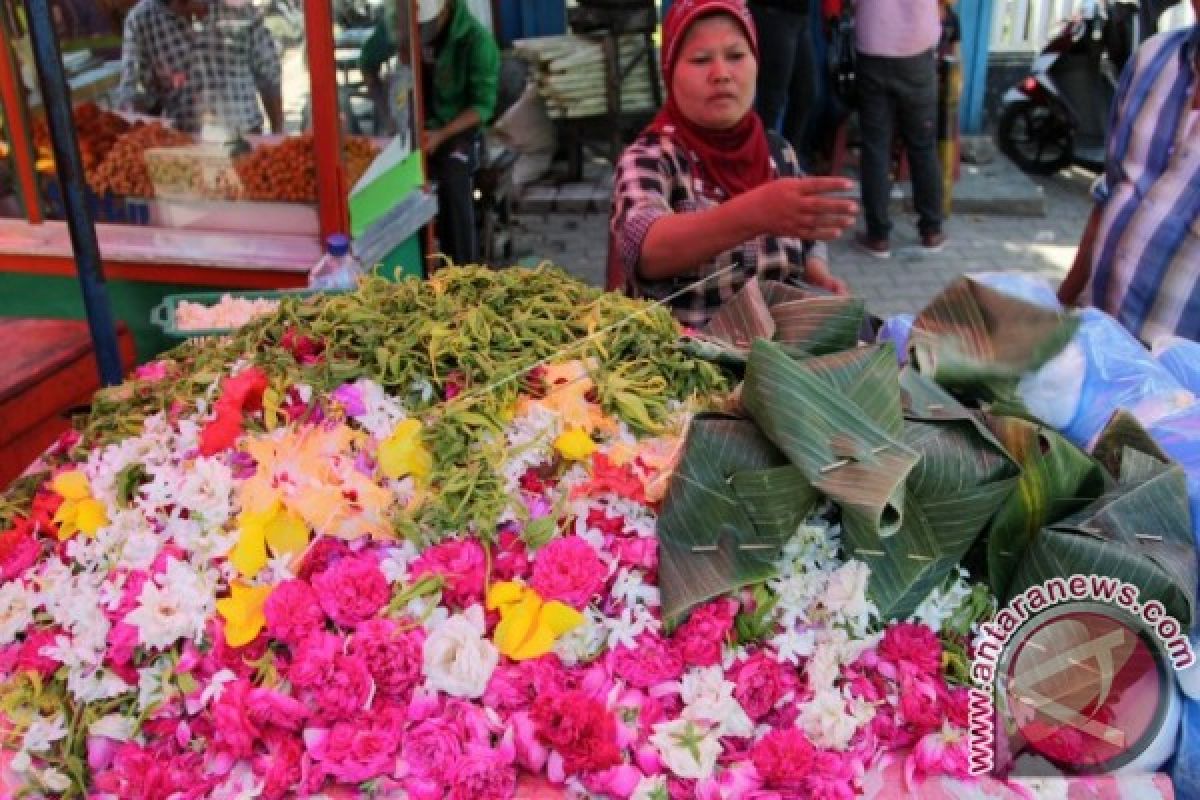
xmin=805 ymin=256 xmax=849 ymax=296
xmin=740 ymin=177 xmax=859 ymax=241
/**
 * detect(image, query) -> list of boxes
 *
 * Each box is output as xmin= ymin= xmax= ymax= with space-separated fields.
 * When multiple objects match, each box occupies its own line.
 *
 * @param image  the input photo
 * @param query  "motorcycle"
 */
xmin=995 ymin=0 xmax=1141 ymax=174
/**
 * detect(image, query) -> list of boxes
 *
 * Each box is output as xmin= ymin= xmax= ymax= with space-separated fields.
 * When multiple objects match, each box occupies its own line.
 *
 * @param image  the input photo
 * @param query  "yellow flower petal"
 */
xmin=73 ymin=498 xmax=109 ymax=537
xmin=264 ymin=509 xmax=309 ymax=558
xmin=51 ymin=471 xmax=90 ymax=501
xmin=541 ymin=601 xmax=585 ymax=636
xmin=53 ymin=504 xmax=79 ymax=541
xmin=554 ymin=428 xmax=597 ymax=462
xmin=486 ymin=581 xmax=524 ymax=610
xmin=379 ymin=419 xmax=433 ymax=481
xmin=231 ymin=511 xmax=272 ymax=578
xmin=217 ymin=582 xmax=274 ymax=648
xmin=489 ymin=583 xmax=586 ymax=662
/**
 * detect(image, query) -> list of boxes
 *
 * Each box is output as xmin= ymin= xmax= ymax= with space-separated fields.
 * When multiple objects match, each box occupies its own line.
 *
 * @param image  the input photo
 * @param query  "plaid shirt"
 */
xmin=611 ymin=130 xmax=828 ymax=329
xmin=1086 ymin=26 xmax=1200 ymax=343
xmin=118 ymin=0 xmax=281 ymax=134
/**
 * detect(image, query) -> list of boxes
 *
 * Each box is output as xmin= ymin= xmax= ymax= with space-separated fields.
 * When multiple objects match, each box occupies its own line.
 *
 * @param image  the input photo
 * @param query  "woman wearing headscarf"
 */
xmin=610 ymin=0 xmax=858 ymax=328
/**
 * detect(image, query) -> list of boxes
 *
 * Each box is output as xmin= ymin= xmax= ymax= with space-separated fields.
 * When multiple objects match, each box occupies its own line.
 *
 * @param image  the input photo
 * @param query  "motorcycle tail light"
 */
xmin=1022 ymin=77 xmax=1039 ymax=93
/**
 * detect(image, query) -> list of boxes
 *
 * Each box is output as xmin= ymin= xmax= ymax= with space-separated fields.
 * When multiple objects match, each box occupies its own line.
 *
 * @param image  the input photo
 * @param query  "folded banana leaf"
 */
xmin=683 ymin=278 xmax=867 ymax=368
xmin=909 ymin=277 xmax=1079 ymax=403
xmin=1009 ymin=450 xmax=1197 ymax=628
xmin=843 ymin=370 xmax=1020 ymax=619
xmin=984 ymin=416 xmax=1108 ymax=601
xmin=1091 ymin=409 xmax=1171 ymax=480
xmin=656 ymin=414 xmax=822 ymax=629
xmin=743 ymin=341 xmax=918 ymax=540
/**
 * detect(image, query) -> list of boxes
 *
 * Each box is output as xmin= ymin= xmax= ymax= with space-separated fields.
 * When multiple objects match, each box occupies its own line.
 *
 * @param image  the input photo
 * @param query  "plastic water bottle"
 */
xmin=308 ymin=234 xmax=364 ymax=290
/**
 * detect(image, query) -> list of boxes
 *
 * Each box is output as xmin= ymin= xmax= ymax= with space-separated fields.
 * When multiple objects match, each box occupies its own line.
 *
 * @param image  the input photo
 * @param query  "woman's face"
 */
xmin=670 ymin=14 xmax=757 ymax=131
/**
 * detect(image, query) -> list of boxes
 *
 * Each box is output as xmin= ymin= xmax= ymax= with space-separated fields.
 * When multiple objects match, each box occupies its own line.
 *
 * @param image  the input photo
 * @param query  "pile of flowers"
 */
xmin=0 ymin=271 xmax=985 ymax=798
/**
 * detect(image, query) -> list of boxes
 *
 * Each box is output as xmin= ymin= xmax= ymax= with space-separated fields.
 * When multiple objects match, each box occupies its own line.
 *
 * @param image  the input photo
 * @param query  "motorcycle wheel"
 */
xmin=996 ymin=100 xmax=1074 ymax=175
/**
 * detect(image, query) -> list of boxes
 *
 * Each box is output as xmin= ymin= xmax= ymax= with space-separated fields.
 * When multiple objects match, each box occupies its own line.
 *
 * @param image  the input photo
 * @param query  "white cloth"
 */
xmin=855 ymin=0 xmax=941 ymax=57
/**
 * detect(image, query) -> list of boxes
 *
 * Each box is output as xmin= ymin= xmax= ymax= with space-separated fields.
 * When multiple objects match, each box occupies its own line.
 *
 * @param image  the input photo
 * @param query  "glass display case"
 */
xmin=0 ymin=0 xmax=433 ymax=358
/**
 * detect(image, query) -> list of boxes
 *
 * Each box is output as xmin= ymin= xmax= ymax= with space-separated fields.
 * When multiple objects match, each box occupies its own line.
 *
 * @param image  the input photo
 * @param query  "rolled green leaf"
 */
xmin=656 ymin=415 xmax=815 ymax=629
xmin=984 ymin=415 xmax=1108 ymax=602
xmin=909 ymin=277 xmax=1079 ymax=403
xmin=743 ymin=340 xmax=917 ymax=539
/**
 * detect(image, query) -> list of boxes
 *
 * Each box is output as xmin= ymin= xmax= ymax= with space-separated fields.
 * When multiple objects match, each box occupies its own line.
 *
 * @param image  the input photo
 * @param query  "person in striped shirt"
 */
xmin=1057 ymin=12 xmax=1200 ymax=342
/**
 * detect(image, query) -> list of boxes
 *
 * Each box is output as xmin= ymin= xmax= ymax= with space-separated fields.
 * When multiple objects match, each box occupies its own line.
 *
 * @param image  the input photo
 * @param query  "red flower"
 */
xmin=531 ymin=690 xmax=622 ymax=775
xmin=750 ymin=728 xmax=816 ymax=790
xmin=586 ymin=508 xmax=626 ymax=537
xmin=572 ymin=454 xmax=647 ymax=503
xmin=280 ymin=327 xmax=325 ymax=366
xmin=198 ymin=367 xmax=270 ymax=456
xmin=221 ymin=367 xmax=269 ymax=413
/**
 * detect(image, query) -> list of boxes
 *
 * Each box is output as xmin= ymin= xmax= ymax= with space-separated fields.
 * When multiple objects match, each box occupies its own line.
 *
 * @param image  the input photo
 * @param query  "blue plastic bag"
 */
xmin=1155 ymin=336 xmax=1200 ymax=397
xmin=968 ymin=272 xmax=1062 ymax=310
xmin=876 ymin=314 xmax=915 ymax=365
xmin=1149 ymin=405 xmax=1200 ymax=547
xmin=1057 ymin=309 xmax=1190 ymax=447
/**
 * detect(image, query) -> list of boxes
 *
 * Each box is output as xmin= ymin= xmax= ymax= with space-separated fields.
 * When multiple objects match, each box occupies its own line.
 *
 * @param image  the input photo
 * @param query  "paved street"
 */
xmin=508 ymin=146 xmax=1096 ymax=320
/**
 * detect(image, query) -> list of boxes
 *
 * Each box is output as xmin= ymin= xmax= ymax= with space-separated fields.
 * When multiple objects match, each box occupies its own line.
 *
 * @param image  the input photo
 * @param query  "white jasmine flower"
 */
xmin=912 ymin=567 xmax=974 ymax=633
xmin=67 ymin=665 xmax=130 ymax=704
xmin=807 ymin=640 xmax=843 ymax=693
xmin=38 ymin=767 xmax=72 ymax=793
xmin=125 ymin=558 xmax=214 ymax=650
xmin=101 ymin=509 xmax=161 ymax=571
xmin=798 ymin=687 xmax=865 ymax=751
xmin=770 ymin=626 xmax=816 ymax=666
xmin=650 ymin=718 xmax=721 ymax=780
xmin=174 ymin=455 xmax=235 ymax=528
xmin=603 ymin=603 xmax=660 ymax=651
xmin=138 ymin=660 xmax=172 ymax=711
xmin=680 ymin=666 xmax=754 ymax=738
xmin=21 ymin=713 xmax=68 ymax=753
xmin=610 ymin=568 xmax=660 ymax=608
xmin=821 ymin=561 xmax=877 ymax=633
xmin=379 ymin=542 xmax=421 ymax=584
xmin=423 ymin=605 xmax=498 ymax=699
xmin=0 ymin=582 xmax=35 ymax=645
xmin=195 ymin=668 xmax=239 ymax=712
xmin=554 ymin=607 xmax=608 ymax=666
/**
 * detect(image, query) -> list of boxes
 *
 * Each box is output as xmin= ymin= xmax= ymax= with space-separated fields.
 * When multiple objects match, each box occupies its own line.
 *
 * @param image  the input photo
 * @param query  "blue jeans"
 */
xmin=749 ymin=3 xmax=818 ymax=168
xmin=857 ymin=49 xmax=943 ymax=240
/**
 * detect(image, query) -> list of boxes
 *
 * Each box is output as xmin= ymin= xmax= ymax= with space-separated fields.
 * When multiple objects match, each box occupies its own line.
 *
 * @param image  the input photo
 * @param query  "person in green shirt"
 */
xmin=360 ymin=0 xmax=498 ymax=264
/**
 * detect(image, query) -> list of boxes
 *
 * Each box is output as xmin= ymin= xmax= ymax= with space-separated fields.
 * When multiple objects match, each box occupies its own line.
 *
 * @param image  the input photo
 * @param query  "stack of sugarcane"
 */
xmin=512 ymin=34 xmax=663 ymax=119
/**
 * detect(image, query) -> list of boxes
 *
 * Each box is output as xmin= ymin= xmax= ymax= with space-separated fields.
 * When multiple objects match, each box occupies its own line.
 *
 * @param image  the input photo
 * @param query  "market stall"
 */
xmin=0 ymin=266 xmax=1194 ymax=798
xmin=0 ymin=0 xmax=433 ymax=360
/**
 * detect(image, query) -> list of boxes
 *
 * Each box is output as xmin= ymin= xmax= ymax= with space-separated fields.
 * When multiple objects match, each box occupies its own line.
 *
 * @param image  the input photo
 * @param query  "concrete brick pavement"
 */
xmin=508 ymin=155 xmax=1096 ymax=320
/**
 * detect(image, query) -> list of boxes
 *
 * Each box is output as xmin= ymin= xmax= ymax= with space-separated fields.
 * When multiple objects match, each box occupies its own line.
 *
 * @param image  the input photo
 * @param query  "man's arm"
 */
xmin=422 ymin=108 xmax=481 ymax=154
xmin=249 ymin=15 xmax=283 ymax=132
xmin=1058 ymin=203 xmax=1102 ymax=306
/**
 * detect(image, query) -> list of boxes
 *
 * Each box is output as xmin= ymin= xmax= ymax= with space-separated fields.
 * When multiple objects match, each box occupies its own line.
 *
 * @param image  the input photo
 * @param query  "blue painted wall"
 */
xmin=496 ymin=0 xmax=566 ymax=46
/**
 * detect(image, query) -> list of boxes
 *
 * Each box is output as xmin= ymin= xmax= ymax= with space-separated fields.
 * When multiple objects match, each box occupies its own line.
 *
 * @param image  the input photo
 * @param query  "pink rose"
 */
xmin=257 ymin=728 xmax=303 ymax=799
xmin=531 ymin=689 xmax=622 ymax=775
xmin=264 ymin=579 xmax=326 ymax=645
xmin=750 ymin=728 xmax=816 ymax=791
xmin=93 ymin=744 xmax=214 ymax=800
xmin=447 ymin=744 xmax=518 ymax=800
xmin=211 ymin=680 xmax=260 ymax=760
xmin=411 ymin=538 xmax=487 ymax=609
xmin=349 ymin=618 xmax=424 ymax=702
xmin=16 ymin=628 xmax=62 ymax=679
xmin=402 ymin=716 xmax=464 ymax=783
xmin=609 ymin=634 xmax=684 ymax=689
xmin=307 ymin=704 xmax=405 ymax=784
xmin=879 ymin=622 xmax=942 ymax=678
xmin=312 ymin=555 xmax=389 ymax=629
xmin=483 ymin=662 xmax=535 ymax=711
xmin=288 ymin=632 xmax=341 ymax=688
xmin=733 ymin=651 xmax=798 ymax=721
xmin=530 ymin=536 xmax=606 ymax=609
xmin=898 ymin=675 xmax=943 ymax=736
xmin=610 ymin=535 xmax=658 ymax=572
xmin=296 ymin=537 xmax=352 ymax=581
xmin=671 ymin=597 xmax=738 ymax=667
xmin=311 ymin=653 xmax=374 ymax=721
xmin=247 ymin=687 xmax=310 ymax=731
xmin=0 ymin=522 xmax=40 ymax=581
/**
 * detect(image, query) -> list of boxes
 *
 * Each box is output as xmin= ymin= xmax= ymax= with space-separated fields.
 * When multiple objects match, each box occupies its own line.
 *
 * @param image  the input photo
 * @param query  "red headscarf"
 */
xmin=647 ymin=0 xmax=773 ymax=199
